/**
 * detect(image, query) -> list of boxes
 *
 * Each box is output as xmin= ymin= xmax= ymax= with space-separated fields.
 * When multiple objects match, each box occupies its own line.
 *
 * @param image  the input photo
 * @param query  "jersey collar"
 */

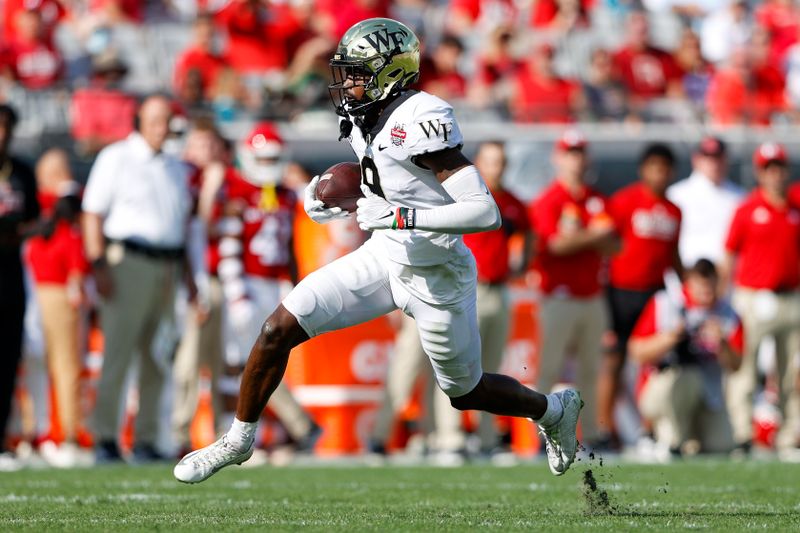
xmin=361 ymin=90 xmax=418 ymax=142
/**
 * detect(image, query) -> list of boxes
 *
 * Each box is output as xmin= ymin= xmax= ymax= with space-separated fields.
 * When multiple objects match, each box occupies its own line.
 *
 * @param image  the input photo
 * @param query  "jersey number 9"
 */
xmin=360 ymin=157 xmax=385 ymax=198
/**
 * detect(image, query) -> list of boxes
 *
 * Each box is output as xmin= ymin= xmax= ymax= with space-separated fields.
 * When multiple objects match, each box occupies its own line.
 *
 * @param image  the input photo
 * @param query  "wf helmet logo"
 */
xmin=363 ymin=27 xmax=409 ymax=53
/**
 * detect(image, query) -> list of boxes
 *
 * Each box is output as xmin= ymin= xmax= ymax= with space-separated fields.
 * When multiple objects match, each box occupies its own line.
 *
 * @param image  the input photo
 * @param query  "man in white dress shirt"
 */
xmin=667 ymin=136 xmax=744 ymax=268
xmin=83 ymin=95 xmax=193 ymax=463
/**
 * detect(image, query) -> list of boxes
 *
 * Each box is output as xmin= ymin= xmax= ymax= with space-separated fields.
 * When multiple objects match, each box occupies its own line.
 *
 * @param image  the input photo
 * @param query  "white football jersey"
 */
xmin=344 ymin=90 xmax=473 ymax=268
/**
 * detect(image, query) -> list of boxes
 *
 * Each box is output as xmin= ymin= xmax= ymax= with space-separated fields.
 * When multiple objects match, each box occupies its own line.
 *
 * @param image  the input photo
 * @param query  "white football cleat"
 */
xmin=538 ymin=389 xmax=583 ymax=476
xmin=174 ymin=435 xmax=254 ymax=484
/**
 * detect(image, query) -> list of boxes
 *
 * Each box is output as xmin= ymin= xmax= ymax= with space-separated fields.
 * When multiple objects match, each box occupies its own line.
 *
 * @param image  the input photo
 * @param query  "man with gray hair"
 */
xmin=83 ymin=95 xmax=193 ymax=463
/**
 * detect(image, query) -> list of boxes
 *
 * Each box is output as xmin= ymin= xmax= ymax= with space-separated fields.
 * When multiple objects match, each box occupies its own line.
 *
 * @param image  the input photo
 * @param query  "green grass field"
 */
xmin=1 ymin=459 xmax=798 ymax=531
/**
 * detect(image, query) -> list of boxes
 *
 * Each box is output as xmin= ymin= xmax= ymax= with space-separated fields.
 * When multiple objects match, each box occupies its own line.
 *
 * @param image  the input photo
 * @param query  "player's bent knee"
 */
xmin=255 ymin=304 xmax=309 ymax=354
xmin=448 ymin=377 xmax=485 ymax=411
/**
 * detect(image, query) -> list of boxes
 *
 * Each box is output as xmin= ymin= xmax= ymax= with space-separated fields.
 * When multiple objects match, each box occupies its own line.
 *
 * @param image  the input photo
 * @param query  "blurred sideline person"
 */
xmin=434 ymin=140 xmax=534 ymax=457
xmin=529 ymin=130 xmax=617 ymax=449
xmin=0 ymin=104 xmax=39 ymax=472
xmin=597 ymin=143 xmax=682 ymax=449
xmin=214 ymin=123 xmax=319 ymax=455
xmin=629 ymin=259 xmax=741 ymax=458
xmin=175 ymin=18 xmax=584 ymax=484
xmin=368 ymin=141 xmax=533 ymax=461
xmin=171 ymin=119 xmax=228 ymax=456
xmin=25 ymin=149 xmax=88 ymax=467
xmin=368 ymin=313 xmax=430 ymax=458
xmin=666 ymin=136 xmax=743 ymax=268
xmin=722 ymin=142 xmax=800 ymax=458
xmin=83 ymin=95 xmax=193 ymax=463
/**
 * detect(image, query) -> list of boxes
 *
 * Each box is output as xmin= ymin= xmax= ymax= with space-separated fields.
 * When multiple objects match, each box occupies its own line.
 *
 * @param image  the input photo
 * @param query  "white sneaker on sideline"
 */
xmin=538 ymin=389 xmax=583 ymax=476
xmin=174 ymin=436 xmax=254 ymax=484
xmin=40 ymin=441 xmax=81 ymax=469
xmin=0 ymin=451 xmax=23 ymax=472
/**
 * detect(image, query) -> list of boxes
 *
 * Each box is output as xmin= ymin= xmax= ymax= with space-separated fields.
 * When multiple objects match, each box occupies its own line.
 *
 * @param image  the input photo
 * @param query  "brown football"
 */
xmin=315 ymin=162 xmax=364 ymax=213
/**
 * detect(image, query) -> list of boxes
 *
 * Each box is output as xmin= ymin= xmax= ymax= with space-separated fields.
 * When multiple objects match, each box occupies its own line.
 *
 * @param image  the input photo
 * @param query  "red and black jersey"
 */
xmin=208 ymin=169 xmax=296 ymax=280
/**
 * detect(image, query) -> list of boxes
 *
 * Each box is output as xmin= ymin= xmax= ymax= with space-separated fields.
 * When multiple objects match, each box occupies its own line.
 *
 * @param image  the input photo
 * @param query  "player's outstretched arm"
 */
xmin=304 ymin=174 xmax=351 ymax=224
xmin=356 ymin=148 xmax=501 ymax=234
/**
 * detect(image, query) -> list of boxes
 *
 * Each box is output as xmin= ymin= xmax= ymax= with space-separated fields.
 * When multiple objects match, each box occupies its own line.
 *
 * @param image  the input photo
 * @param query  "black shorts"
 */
xmin=606 ymin=285 xmax=659 ymax=357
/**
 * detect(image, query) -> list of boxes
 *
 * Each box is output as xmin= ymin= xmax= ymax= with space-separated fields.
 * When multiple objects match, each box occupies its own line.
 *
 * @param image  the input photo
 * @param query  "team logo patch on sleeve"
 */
xmin=391 ymin=123 xmax=407 ymax=146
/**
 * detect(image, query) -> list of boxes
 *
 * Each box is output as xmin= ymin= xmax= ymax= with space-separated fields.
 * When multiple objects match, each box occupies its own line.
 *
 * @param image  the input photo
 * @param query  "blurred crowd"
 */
xmin=2 ymin=88 xmax=800 ymax=471
xmin=4 ymin=0 xmax=800 ymax=136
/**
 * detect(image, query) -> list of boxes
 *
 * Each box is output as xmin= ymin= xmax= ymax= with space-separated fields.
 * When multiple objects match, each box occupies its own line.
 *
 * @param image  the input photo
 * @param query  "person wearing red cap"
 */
xmin=667 ymin=136 xmax=744 ymax=268
xmin=208 ymin=122 xmax=320 ymax=457
xmin=597 ymin=143 xmax=683 ymax=450
xmin=722 ymin=142 xmax=800 ymax=458
xmin=529 ymin=130 xmax=618 ymax=446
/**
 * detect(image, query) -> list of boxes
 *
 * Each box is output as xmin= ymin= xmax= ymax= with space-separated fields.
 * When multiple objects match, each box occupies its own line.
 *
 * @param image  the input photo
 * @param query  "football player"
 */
xmin=175 ymin=18 xmax=583 ymax=483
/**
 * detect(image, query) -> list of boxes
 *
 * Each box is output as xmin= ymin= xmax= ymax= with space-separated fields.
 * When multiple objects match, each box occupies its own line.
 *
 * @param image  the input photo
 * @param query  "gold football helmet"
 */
xmin=329 ymin=18 xmax=420 ymax=116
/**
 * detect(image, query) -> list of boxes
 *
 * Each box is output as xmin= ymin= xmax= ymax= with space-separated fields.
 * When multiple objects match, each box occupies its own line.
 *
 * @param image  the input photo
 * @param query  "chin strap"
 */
xmin=338 ymin=117 xmax=353 ymax=141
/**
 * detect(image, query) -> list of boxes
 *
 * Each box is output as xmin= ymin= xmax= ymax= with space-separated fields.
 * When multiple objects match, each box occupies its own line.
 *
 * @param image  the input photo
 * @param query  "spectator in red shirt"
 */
xmin=2 ymin=0 xmax=66 ymax=45
xmin=612 ymin=11 xmax=683 ymax=118
xmin=630 ymin=259 xmax=742 ymax=458
xmin=316 ymin=0 xmax=388 ymax=40
xmin=598 ymin=143 xmax=682 ymax=450
xmin=722 ymin=142 xmax=800 ymax=458
xmin=530 ymin=0 xmax=594 ymax=34
xmin=706 ymin=31 xmax=788 ymax=127
xmin=755 ymin=0 xmax=800 ymax=66
xmin=5 ymin=8 xmax=63 ymax=90
xmin=214 ymin=0 xmax=301 ymax=74
xmin=420 ymin=35 xmax=467 ymax=102
xmin=24 ymin=148 xmax=88 ymax=467
xmin=446 ymin=0 xmax=517 ymax=37
xmin=509 ymin=43 xmax=581 ymax=123
xmin=529 ymin=130 xmax=618 ymax=446
xmin=70 ymin=52 xmax=137 ymax=156
xmin=469 ymin=26 xmax=521 ymax=109
xmin=174 ymin=14 xmax=227 ymax=106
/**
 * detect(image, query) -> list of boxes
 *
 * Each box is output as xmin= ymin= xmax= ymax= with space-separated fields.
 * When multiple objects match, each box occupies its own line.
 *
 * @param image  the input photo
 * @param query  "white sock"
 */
xmin=226 ymin=418 xmax=257 ymax=451
xmin=534 ymin=393 xmax=564 ymax=428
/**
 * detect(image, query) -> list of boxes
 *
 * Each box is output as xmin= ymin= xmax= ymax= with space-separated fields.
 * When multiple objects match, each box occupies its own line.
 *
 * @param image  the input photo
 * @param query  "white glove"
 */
xmin=356 ymin=195 xmax=415 ymax=231
xmin=304 ymin=175 xmax=351 ymax=224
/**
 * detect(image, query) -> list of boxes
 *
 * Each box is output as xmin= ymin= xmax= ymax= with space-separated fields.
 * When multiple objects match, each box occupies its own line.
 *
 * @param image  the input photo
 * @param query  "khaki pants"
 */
xmin=537 ymin=295 xmax=606 ymax=442
xmin=171 ymin=278 xmax=225 ymax=448
xmin=729 ymin=288 xmax=800 ymax=449
xmin=639 ymin=366 xmax=734 ymax=452
xmin=371 ymin=312 xmax=429 ymax=445
xmin=36 ymin=284 xmax=82 ymax=442
xmin=94 ymin=245 xmax=179 ymax=444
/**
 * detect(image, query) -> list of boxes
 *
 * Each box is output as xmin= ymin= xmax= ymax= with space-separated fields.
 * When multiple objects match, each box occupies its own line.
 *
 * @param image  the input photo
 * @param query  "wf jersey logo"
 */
xmin=390 ymin=123 xmax=406 ymax=146
xmin=418 ymin=120 xmax=453 ymax=141
xmin=363 ymin=27 xmax=409 ymax=53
